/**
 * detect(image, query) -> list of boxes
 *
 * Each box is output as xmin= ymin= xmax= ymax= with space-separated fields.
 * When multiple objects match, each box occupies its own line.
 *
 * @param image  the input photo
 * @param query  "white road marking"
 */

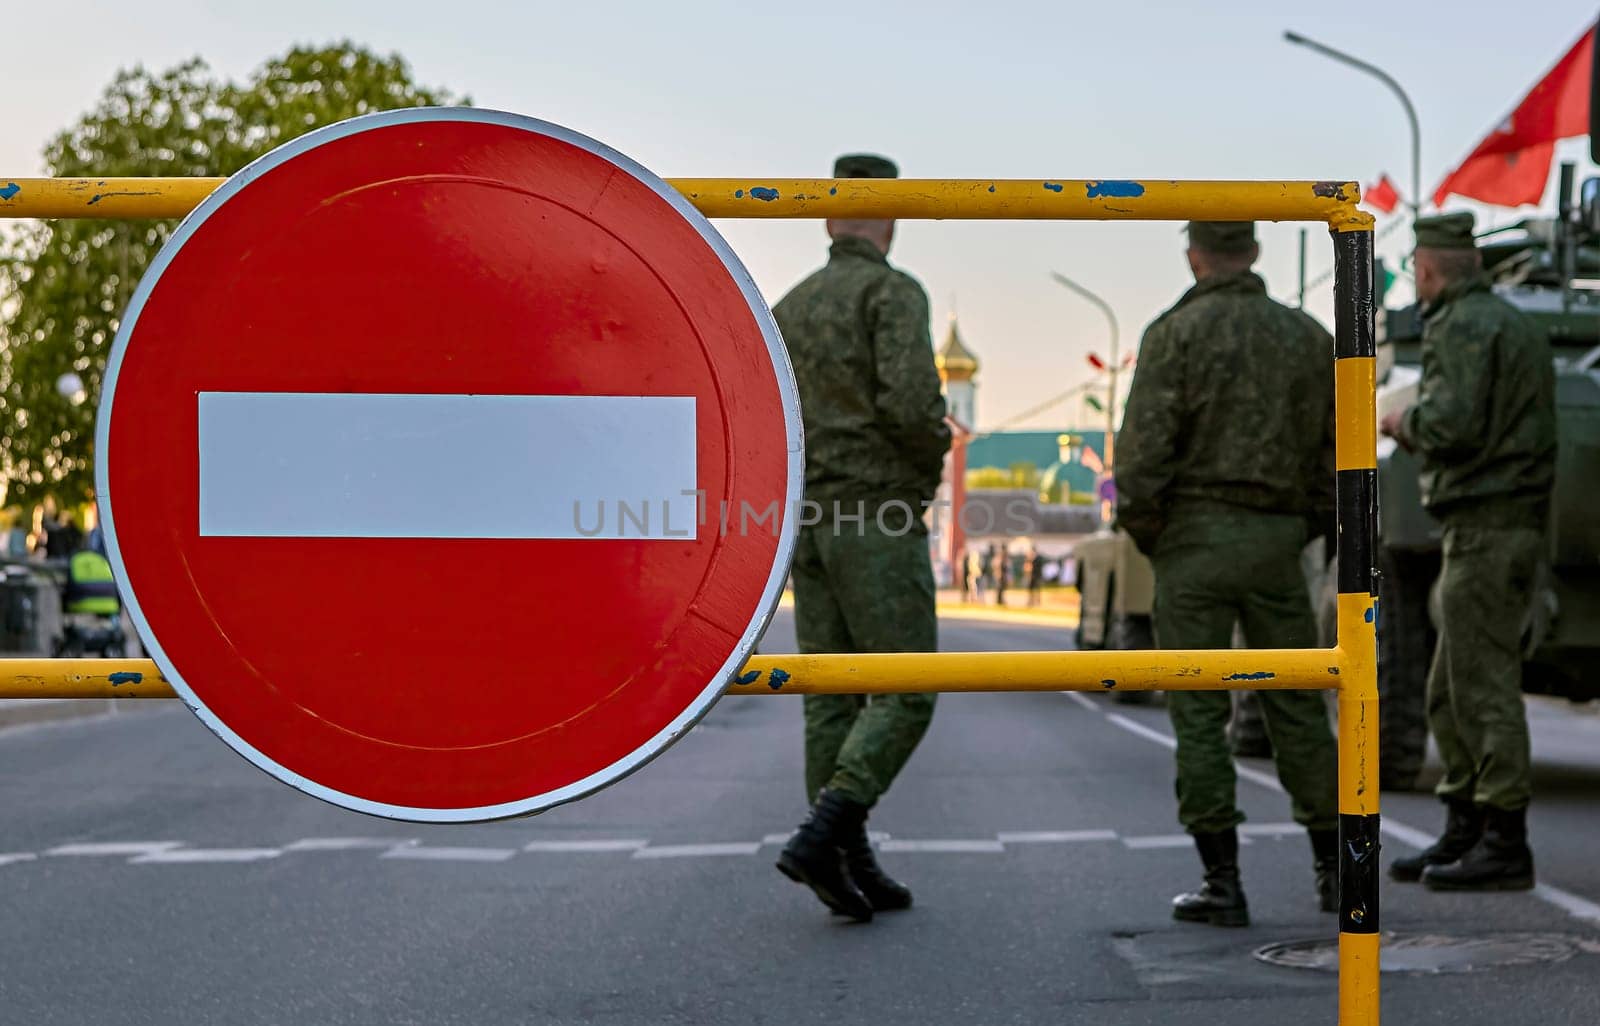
xmin=633 ymin=843 xmax=762 ymax=859
xmin=1533 ymin=884 xmax=1600 ymax=925
xmin=131 ymin=848 xmax=282 ymax=864
xmin=1064 ymin=692 xmax=1100 ymax=712
xmin=997 ymin=830 xmax=1119 ymax=844
xmin=284 ymin=838 xmax=415 ymax=852
xmin=198 ymin=392 xmax=698 ymax=540
xmin=1123 ymin=832 xmax=1256 ymax=848
xmin=0 ymin=853 xmax=38 ymax=867
xmin=1378 ymin=820 xmax=1436 ymax=849
xmin=47 ymin=842 xmax=183 ymax=857
xmin=1238 ymin=822 xmax=1305 ymax=838
xmin=1121 ymin=834 xmax=1195 ymax=850
xmin=522 ymin=840 xmax=649 ymax=853
xmin=877 ymin=839 xmax=1006 ymax=854
xmin=379 ymin=846 xmax=517 ymax=863
xmin=1106 ymin=713 xmax=1177 ymax=750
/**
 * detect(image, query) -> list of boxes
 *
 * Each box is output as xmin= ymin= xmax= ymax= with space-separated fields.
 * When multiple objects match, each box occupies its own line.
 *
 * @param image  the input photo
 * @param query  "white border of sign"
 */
xmin=95 ymin=107 xmax=804 ymax=823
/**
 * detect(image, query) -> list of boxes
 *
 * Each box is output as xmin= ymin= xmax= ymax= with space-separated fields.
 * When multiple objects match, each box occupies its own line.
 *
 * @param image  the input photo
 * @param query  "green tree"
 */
xmin=0 ymin=43 xmax=459 ymax=506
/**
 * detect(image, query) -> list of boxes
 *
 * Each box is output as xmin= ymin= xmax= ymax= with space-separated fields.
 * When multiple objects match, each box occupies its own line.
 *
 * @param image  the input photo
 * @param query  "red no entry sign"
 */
xmin=96 ymin=109 xmax=801 ymax=821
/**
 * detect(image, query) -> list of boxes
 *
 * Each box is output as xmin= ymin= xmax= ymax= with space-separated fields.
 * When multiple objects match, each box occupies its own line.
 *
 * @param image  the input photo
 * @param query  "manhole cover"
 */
xmin=1254 ymin=932 xmax=1590 ymax=974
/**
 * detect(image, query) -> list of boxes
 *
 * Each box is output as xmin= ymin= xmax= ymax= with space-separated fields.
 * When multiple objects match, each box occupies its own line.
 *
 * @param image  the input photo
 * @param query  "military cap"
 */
xmin=1185 ymin=221 xmax=1256 ymax=254
xmin=834 ymin=153 xmax=899 ymax=179
xmin=1414 ymin=211 xmax=1476 ymax=250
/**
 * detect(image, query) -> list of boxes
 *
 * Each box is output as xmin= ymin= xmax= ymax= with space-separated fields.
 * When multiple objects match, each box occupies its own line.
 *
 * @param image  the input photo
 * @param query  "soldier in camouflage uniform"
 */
xmin=771 ymin=153 xmax=951 ymax=923
xmin=1381 ymin=212 xmax=1556 ymax=892
xmin=1115 ymin=221 xmax=1339 ymax=927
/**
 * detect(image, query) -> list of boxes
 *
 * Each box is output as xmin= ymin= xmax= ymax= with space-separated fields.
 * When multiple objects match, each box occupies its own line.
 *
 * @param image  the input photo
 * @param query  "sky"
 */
xmin=4 ymin=0 xmax=1597 ymax=431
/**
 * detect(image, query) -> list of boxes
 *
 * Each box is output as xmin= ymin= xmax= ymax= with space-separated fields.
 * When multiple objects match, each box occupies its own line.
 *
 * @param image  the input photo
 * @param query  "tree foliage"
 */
xmin=0 ymin=43 xmax=459 ymax=506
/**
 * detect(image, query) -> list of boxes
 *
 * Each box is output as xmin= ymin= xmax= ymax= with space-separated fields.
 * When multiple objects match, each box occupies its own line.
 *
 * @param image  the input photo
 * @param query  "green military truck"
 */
xmin=1372 ymin=163 xmax=1600 ymax=789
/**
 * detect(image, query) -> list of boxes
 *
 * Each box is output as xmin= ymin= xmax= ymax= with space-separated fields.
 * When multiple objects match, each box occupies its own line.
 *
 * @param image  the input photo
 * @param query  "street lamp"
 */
xmin=1048 ymin=272 xmax=1121 ymax=473
xmin=1284 ymin=30 xmax=1421 ymax=219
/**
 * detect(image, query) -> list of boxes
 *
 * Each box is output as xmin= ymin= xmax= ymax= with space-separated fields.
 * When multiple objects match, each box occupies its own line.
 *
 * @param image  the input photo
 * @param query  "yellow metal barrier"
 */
xmin=0 ymin=172 xmax=1381 ymax=1025
xmin=0 ymin=175 xmax=1370 ymax=229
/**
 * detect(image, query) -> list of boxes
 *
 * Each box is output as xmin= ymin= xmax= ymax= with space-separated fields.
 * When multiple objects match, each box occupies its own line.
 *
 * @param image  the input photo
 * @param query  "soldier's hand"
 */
xmin=1379 ymin=410 xmax=1406 ymax=440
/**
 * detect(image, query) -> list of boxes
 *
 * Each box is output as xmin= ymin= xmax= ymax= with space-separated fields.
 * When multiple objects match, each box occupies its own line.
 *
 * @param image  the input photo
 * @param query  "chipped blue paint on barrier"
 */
xmin=734 ymin=189 xmax=744 ymax=198
xmin=1086 ymin=180 xmax=1146 ymax=199
xmin=1100 ymin=679 xmax=1117 ymax=689
xmin=767 ymin=668 xmax=791 ymax=690
xmin=108 ymin=672 xmax=144 ymax=686
xmin=1224 ymin=671 xmax=1276 ymax=681
xmin=1042 ymin=182 xmax=1064 ymax=193
xmin=733 ymin=669 xmax=760 ymax=686
xmin=1364 ymin=606 xmax=1375 ymax=624
xmin=749 ymin=187 xmax=780 ymax=202
xmin=0 ymin=183 xmax=20 ymax=201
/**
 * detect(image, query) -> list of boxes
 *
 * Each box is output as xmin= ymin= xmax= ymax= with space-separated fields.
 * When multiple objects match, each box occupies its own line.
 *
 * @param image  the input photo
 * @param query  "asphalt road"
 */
xmin=2 ymin=611 xmax=1598 ymax=1025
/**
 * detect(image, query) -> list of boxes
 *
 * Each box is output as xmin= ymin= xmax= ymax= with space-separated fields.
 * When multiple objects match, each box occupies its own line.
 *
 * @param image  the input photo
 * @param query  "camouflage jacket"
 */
xmin=773 ymin=236 xmax=951 ymax=514
xmin=1400 ymin=273 xmax=1556 ymax=527
xmin=1114 ymin=271 xmax=1335 ymax=554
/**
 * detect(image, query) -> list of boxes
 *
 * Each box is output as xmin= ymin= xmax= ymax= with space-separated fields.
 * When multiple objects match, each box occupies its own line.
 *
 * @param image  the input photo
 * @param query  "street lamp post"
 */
xmin=1049 ymin=272 xmax=1121 ymax=473
xmin=1050 ymin=272 xmax=1123 ymax=525
xmin=1285 ymin=30 xmax=1422 ymax=219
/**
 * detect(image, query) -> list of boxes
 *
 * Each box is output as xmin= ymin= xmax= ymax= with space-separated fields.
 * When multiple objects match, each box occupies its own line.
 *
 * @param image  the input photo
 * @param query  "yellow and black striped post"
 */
xmin=1332 ymin=226 xmax=1381 ymax=1024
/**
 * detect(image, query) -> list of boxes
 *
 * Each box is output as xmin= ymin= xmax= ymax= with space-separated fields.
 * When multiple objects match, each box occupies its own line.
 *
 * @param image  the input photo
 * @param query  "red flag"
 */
xmin=1086 ymin=353 xmax=1106 ymax=371
xmin=1433 ymin=26 xmax=1593 ymax=208
xmin=1365 ymin=173 xmax=1400 ymax=214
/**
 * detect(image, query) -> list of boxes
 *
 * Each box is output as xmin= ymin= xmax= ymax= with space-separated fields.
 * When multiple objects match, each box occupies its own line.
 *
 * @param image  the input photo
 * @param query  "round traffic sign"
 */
xmin=97 ymin=108 xmax=801 ymax=822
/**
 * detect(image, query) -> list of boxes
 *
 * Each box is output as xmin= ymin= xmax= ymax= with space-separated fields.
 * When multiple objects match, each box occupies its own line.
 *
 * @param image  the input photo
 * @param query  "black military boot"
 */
xmin=1172 ymin=829 xmax=1249 ymax=927
xmin=842 ymin=827 xmax=913 ymax=912
xmin=1423 ymin=805 xmax=1535 ymax=892
xmin=1310 ymin=828 xmax=1339 ymax=913
xmin=776 ymin=789 xmax=874 ymax=922
xmin=1389 ymin=797 xmax=1483 ymax=882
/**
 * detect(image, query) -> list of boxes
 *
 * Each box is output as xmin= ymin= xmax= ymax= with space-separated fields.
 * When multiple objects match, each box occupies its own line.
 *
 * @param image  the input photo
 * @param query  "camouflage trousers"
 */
xmin=792 ymin=518 xmax=938 ymax=807
xmin=1427 ymin=525 xmax=1539 ymax=811
xmin=1151 ymin=510 xmax=1338 ymax=834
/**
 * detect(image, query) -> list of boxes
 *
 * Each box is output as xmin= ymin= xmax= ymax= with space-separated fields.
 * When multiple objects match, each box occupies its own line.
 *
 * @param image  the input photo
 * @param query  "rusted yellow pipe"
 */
xmin=0 ymin=648 xmax=1346 ymax=700
xmin=0 ymin=176 xmax=1371 ymax=229
xmin=0 ymin=659 xmax=172 ymax=699
xmin=736 ymin=648 xmax=1344 ymax=694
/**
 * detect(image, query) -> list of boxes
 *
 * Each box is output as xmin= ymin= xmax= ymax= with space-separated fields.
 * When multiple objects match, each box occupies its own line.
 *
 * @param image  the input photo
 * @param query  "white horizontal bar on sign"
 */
xmin=197 ymin=393 xmax=698 ymax=540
